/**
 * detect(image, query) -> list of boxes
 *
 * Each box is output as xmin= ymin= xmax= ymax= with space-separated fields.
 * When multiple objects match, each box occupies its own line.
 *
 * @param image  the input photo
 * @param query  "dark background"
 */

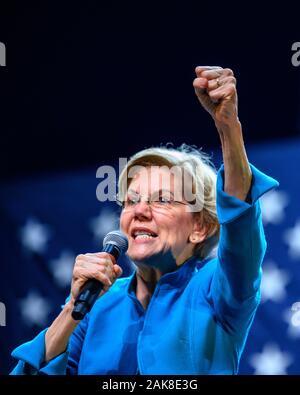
xmin=0 ymin=1 xmax=299 ymax=180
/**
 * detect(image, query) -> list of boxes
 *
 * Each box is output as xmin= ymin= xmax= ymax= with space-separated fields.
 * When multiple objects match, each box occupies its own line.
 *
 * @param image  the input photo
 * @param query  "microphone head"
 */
xmin=103 ymin=230 xmax=128 ymax=254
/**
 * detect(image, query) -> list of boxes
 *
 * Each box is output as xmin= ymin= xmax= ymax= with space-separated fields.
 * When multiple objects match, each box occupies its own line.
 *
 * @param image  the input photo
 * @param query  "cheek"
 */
xmin=162 ymin=213 xmax=193 ymax=242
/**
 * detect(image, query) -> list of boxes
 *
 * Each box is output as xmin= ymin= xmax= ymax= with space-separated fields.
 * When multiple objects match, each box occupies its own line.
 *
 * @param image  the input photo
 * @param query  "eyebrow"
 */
xmin=126 ymin=188 xmax=175 ymax=197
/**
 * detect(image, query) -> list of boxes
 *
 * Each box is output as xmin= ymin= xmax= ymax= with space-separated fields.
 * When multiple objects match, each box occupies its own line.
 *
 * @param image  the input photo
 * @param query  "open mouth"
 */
xmin=131 ymin=229 xmax=158 ymax=240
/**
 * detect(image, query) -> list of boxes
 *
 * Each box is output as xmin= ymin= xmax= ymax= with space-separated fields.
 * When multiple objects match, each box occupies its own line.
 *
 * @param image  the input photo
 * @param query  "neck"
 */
xmin=135 ymin=265 xmax=160 ymax=310
xmin=134 ymin=254 xmax=194 ymax=309
xmin=136 ymin=264 xmax=162 ymax=291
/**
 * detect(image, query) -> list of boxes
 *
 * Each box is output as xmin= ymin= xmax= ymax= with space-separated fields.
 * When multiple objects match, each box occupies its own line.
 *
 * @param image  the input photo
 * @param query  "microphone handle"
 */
xmin=71 ymin=244 xmax=120 ymax=321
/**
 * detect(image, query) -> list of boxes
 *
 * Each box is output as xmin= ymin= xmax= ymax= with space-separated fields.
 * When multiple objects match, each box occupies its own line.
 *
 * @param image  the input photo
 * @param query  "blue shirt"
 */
xmin=10 ymin=164 xmax=278 ymax=375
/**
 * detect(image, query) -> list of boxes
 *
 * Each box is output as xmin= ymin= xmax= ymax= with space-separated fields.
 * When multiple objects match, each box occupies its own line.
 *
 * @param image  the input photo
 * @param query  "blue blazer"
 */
xmin=10 ymin=164 xmax=278 ymax=374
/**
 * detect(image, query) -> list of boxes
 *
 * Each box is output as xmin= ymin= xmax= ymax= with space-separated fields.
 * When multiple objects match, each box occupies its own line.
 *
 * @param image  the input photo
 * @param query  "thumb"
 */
xmin=113 ymin=264 xmax=123 ymax=278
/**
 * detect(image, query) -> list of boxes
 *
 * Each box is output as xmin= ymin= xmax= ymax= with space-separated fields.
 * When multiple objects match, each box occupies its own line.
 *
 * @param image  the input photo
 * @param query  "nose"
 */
xmin=133 ymin=200 xmax=152 ymax=220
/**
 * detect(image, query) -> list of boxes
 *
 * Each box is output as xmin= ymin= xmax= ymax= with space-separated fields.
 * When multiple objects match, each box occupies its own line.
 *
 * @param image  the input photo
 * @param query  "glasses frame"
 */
xmin=115 ymin=192 xmax=192 ymax=210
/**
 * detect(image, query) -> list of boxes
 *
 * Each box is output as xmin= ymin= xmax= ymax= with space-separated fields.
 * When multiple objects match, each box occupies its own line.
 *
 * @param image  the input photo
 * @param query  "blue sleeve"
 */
xmin=10 ymin=312 xmax=89 ymax=375
xmin=209 ymin=163 xmax=279 ymax=335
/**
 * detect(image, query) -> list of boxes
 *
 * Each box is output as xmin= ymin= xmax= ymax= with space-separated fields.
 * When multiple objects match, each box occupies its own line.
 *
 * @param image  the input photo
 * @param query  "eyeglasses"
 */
xmin=116 ymin=191 xmax=190 ymax=211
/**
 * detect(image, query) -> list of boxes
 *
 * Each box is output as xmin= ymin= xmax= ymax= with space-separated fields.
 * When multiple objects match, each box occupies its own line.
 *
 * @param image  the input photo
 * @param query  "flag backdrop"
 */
xmin=0 ymin=138 xmax=300 ymax=375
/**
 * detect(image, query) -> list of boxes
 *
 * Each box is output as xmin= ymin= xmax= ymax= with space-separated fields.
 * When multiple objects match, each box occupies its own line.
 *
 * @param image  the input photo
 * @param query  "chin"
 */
xmin=127 ymin=248 xmax=156 ymax=264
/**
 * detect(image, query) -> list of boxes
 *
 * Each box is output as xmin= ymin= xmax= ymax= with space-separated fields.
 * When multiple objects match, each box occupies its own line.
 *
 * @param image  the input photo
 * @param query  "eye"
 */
xmin=158 ymin=195 xmax=173 ymax=204
xmin=126 ymin=195 xmax=140 ymax=206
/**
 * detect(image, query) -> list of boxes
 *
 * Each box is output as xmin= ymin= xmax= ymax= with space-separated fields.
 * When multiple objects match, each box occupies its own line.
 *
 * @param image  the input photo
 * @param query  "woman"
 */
xmin=11 ymin=66 xmax=278 ymax=374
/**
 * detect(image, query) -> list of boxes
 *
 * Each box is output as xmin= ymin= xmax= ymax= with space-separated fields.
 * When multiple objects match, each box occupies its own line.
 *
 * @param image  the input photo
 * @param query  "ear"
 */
xmin=188 ymin=221 xmax=207 ymax=245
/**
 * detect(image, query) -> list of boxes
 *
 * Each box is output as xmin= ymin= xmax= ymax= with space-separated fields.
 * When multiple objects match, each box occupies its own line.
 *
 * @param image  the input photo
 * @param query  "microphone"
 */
xmin=71 ymin=230 xmax=128 ymax=320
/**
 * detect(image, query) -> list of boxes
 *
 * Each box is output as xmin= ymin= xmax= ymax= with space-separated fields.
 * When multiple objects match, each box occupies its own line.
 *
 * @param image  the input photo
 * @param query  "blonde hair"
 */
xmin=118 ymin=144 xmax=220 ymax=260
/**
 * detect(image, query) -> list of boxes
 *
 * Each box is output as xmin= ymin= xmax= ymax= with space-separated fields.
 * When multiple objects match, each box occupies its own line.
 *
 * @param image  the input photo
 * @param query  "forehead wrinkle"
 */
xmin=128 ymin=166 xmax=187 ymax=198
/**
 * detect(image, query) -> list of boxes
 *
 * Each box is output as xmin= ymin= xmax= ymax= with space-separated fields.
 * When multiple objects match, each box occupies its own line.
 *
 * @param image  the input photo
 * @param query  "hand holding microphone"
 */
xmin=45 ymin=231 xmax=128 ymax=362
xmin=71 ymin=230 xmax=128 ymax=320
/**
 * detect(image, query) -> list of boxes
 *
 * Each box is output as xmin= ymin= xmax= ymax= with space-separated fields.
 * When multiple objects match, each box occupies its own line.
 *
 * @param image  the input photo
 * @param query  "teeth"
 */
xmin=132 ymin=230 xmax=157 ymax=239
xmin=134 ymin=231 xmax=152 ymax=236
xmin=135 ymin=234 xmax=154 ymax=240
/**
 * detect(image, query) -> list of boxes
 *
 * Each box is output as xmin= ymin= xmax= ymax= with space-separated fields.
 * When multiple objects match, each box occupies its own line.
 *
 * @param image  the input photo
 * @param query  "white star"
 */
xmin=249 ymin=343 xmax=293 ymax=375
xmin=283 ymin=220 xmax=300 ymax=260
xmin=261 ymin=261 xmax=290 ymax=303
xmin=260 ymin=190 xmax=288 ymax=225
xmin=20 ymin=291 xmax=51 ymax=327
xmin=89 ymin=208 xmax=120 ymax=243
xmin=20 ymin=218 xmax=51 ymax=254
xmin=291 ymin=302 xmax=300 ymax=327
xmin=50 ymin=250 xmax=75 ymax=288
xmin=282 ymin=305 xmax=300 ymax=339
